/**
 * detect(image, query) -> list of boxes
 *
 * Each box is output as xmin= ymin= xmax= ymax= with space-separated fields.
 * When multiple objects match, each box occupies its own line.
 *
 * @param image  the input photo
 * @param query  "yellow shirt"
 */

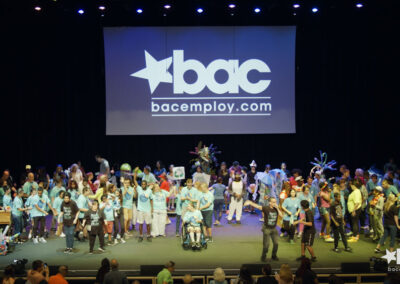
xmin=88 ymin=188 xmax=104 ymax=204
xmin=347 ymin=188 xmax=362 ymax=213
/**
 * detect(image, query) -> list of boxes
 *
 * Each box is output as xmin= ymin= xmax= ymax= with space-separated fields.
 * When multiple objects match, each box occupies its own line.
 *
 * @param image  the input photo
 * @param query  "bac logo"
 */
xmin=130 ymin=50 xmax=271 ymax=95
xmin=381 ymin=249 xmax=400 ymax=264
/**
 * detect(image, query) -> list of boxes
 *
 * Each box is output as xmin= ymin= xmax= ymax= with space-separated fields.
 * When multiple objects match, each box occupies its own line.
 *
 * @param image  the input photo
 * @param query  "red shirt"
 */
xmin=49 ymin=274 xmax=68 ymax=284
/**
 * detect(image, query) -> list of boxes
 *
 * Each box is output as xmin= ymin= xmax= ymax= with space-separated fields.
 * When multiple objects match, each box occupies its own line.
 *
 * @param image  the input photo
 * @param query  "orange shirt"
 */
xmin=48 ymin=274 xmax=68 ymax=284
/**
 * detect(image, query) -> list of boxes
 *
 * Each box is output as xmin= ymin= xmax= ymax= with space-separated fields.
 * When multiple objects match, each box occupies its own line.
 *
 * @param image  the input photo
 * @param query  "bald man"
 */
xmin=48 ymin=266 xmax=68 ymax=284
xmin=22 ymin=173 xmax=38 ymax=198
xmin=183 ymin=274 xmax=193 ymax=284
xmin=104 ymin=259 xmax=128 ymax=284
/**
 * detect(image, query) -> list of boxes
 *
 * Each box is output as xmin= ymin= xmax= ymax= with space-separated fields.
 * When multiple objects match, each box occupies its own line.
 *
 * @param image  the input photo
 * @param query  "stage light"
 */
xmin=136 ymin=8 xmax=143 ymax=14
xmin=164 ymin=4 xmax=171 ymax=9
xmin=78 ymin=9 xmax=84 ymax=15
xmin=293 ymin=4 xmax=300 ymax=9
xmin=34 ymin=6 xmax=41 ymax=11
xmin=228 ymin=4 xmax=236 ymax=9
xmin=312 ymin=7 xmax=318 ymax=13
xmin=98 ymin=6 xmax=106 ymax=11
xmin=197 ymin=8 xmax=203 ymax=14
xmin=356 ymin=3 xmax=363 ymax=8
xmin=254 ymin=7 xmax=261 ymax=13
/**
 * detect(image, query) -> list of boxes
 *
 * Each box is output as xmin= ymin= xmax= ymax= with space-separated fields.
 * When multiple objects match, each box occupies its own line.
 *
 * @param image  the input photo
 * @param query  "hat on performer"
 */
xmin=120 ymin=163 xmax=132 ymax=172
xmin=25 ymin=164 xmax=31 ymax=170
xmin=249 ymin=160 xmax=257 ymax=168
xmin=295 ymin=176 xmax=304 ymax=181
xmin=315 ymin=170 xmax=322 ymax=176
xmin=374 ymin=186 xmax=383 ymax=192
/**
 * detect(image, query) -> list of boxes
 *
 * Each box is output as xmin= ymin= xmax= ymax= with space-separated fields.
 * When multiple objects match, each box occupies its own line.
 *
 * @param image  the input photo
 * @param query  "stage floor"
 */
xmin=0 ymin=212 xmax=382 ymax=275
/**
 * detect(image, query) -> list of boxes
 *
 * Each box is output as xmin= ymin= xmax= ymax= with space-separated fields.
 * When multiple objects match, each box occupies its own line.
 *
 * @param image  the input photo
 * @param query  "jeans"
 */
xmin=33 ymin=216 xmax=45 ymax=238
xmin=351 ymin=208 xmax=361 ymax=236
xmin=371 ymin=211 xmax=384 ymax=240
xmin=12 ymin=215 xmax=23 ymax=235
xmin=262 ymin=226 xmax=279 ymax=258
xmin=213 ymin=199 xmax=224 ymax=221
xmin=176 ymin=215 xmax=181 ymax=234
xmin=64 ymin=225 xmax=75 ymax=249
xmin=332 ymin=222 xmax=348 ymax=249
xmin=379 ymin=225 xmax=397 ymax=248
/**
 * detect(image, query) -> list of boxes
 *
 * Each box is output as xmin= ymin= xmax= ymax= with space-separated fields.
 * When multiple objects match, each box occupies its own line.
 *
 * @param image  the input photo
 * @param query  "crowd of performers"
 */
xmin=1 ymin=156 xmax=400 ymax=261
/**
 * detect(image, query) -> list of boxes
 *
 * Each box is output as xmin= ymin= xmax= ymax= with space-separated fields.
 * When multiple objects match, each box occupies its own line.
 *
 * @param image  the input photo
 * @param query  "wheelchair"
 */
xmin=181 ymin=222 xmax=208 ymax=250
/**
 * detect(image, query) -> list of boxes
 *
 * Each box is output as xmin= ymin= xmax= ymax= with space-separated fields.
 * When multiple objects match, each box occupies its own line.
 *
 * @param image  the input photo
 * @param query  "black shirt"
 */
xmin=247 ymin=171 xmax=257 ymax=185
xmin=331 ymin=201 xmax=344 ymax=224
xmin=384 ymin=204 xmax=399 ymax=226
xmin=218 ymin=170 xmax=230 ymax=186
xmin=262 ymin=206 xmax=278 ymax=228
xmin=84 ymin=209 xmax=106 ymax=234
xmin=256 ymin=276 xmax=277 ymax=284
xmin=295 ymin=269 xmax=317 ymax=284
xmin=60 ymin=200 xmax=79 ymax=227
xmin=304 ymin=209 xmax=315 ymax=232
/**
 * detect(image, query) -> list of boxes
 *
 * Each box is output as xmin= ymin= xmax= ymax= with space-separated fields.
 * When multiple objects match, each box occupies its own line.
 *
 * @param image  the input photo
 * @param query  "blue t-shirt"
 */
xmin=188 ymin=188 xmax=200 ymax=207
xmin=12 ymin=196 xmax=23 ymax=216
xmin=101 ymin=202 xmax=114 ymax=221
xmin=366 ymin=180 xmax=377 ymax=193
xmin=199 ymin=191 xmax=214 ymax=211
xmin=297 ymin=192 xmax=313 ymax=214
xmin=212 ymin=184 xmax=226 ymax=200
xmin=385 ymin=185 xmax=399 ymax=198
xmin=122 ymin=186 xmax=134 ymax=209
xmin=153 ymin=190 xmax=169 ymax=211
xmin=31 ymin=195 xmax=50 ymax=217
xmin=113 ymin=198 xmax=122 ymax=211
xmin=183 ymin=210 xmax=203 ymax=227
xmin=23 ymin=181 xmax=38 ymax=195
xmin=282 ymin=197 xmax=300 ymax=221
xmin=76 ymin=195 xmax=89 ymax=219
xmin=137 ymin=186 xmax=153 ymax=212
xmin=50 ymin=186 xmax=65 ymax=200
xmin=2 ymin=194 xmax=12 ymax=209
xmin=68 ymin=189 xmax=79 ymax=201
xmin=53 ymin=196 xmax=63 ymax=213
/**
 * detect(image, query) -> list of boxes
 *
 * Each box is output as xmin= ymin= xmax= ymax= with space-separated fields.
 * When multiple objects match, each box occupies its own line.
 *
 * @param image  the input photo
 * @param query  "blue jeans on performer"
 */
xmin=12 ymin=215 xmax=23 ymax=235
xmin=379 ymin=225 xmax=397 ymax=248
xmin=64 ymin=225 xmax=75 ymax=249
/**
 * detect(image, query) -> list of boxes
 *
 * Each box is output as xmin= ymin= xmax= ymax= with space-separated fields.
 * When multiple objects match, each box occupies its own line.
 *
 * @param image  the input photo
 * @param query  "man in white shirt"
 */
xmin=227 ymin=174 xmax=246 ymax=224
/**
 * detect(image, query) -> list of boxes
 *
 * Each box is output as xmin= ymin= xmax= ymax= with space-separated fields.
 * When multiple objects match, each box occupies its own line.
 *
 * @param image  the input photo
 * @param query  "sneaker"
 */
xmin=289 ymin=240 xmax=295 ymax=244
xmin=68 ymin=248 xmax=73 ymax=253
xmin=195 ymin=242 xmax=201 ymax=249
xmin=213 ymin=221 xmax=218 ymax=225
xmin=39 ymin=237 xmax=47 ymax=244
xmin=347 ymin=237 xmax=358 ymax=243
xmin=147 ymin=236 xmax=152 ymax=242
xmin=344 ymin=247 xmax=352 ymax=252
xmin=104 ymin=233 xmax=108 ymax=238
xmin=332 ymin=248 xmax=339 ymax=253
xmin=325 ymin=237 xmax=334 ymax=243
xmin=114 ymin=239 xmax=119 ymax=245
xmin=120 ymin=238 xmax=126 ymax=244
xmin=138 ymin=236 xmax=143 ymax=242
xmin=319 ymin=233 xmax=325 ymax=238
xmin=98 ymin=247 xmax=105 ymax=252
xmin=236 ymin=221 xmax=241 ymax=225
xmin=374 ymin=248 xmax=381 ymax=253
xmin=89 ymin=251 xmax=93 ymax=255
xmin=272 ymin=256 xmax=279 ymax=261
xmin=64 ymin=248 xmax=70 ymax=254
xmin=176 ymin=233 xmax=180 ymax=237
xmin=60 ymin=232 xmax=66 ymax=238
xmin=297 ymin=232 xmax=302 ymax=238
xmin=311 ymin=257 xmax=317 ymax=262
xmin=107 ymin=241 xmax=113 ymax=246
xmin=166 ymin=219 xmax=171 ymax=225
xmin=33 ymin=237 xmax=39 ymax=244
xmin=28 ymin=232 xmax=32 ymax=239
xmin=279 ymin=233 xmax=284 ymax=237
xmin=346 ymin=232 xmax=353 ymax=236
xmin=208 ymin=237 xmax=213 ymax=243
xmin=260 ymin=256 xmax=267 ymax=262
xmin=259 ymin=218 xmax=264 ymax=222
xmin=228 ymin=220 xmax=233 ymax=224
xmin=117 ymin=234 xmax=121 ymax=239
xmin=191 ymin=242 xmax=196 ymax=249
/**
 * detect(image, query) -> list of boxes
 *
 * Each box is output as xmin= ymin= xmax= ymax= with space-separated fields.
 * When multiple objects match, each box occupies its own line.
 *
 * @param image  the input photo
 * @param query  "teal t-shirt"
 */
xmin=282 ymin=197 xmax=300 ymax=221
xmin=153 ymin=190 xmax=169 ymax=211
xmin=53 ymin=196 xmax=63 ymax=213
xmin=76 ymin=195 xmax=89 ymax=219
xmin=385 ymin=185 xmax=399 ymax=197
xmin=50 ymin=186 xmax=65 ymax=200
xmin=31 ymin=195 xmax=50 ymax=217
xmin=183 ymin=210 xmax=203 ymax=227
xmin=212 ymin=183 xmax=226 ymax=200
xmin=137 ymin=186 xmax=153 ymax=212
xmin=298 ymin=192 xmax=314 ymax=214
xmin=23 ymin=181 xmax=38 ymax=195
xmin=2 ymin=194 xmax=12 ymax=209
xmin=122 ymin=186 xmax=134 ymax=209
xmin=12 ymin=196 xmax=23 ymax=216
xmin=102 ymin=202 xmax=115 ymax=221
xmin=199 ymin=191 xmax=214 ymax=211
xmin=68 ymin=189 xmax=79 ymax=201
xmin=175 ymin=194 xmax=182 ymax=215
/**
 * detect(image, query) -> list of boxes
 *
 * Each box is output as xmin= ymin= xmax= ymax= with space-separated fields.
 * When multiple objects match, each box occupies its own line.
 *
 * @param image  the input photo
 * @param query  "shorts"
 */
xmin=201 ymin=210 xmax=213 ymax=228
xmin=319 ymin=207 xmax=329 ymax=216
xmin=302 ymin=230 xmax=315 ymax=246
xmin=105 ymin=221 xmax=114 ymax=233
xmin=137 ymin=211 xmax=152 ymax=224
xmin=123 ymin=208 xmax=132 ymax=221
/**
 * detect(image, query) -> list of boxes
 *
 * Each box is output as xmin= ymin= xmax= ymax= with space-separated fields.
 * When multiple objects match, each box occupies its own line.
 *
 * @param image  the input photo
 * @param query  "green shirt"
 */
xmin=157 ymin=268 xmax=173 ymax=284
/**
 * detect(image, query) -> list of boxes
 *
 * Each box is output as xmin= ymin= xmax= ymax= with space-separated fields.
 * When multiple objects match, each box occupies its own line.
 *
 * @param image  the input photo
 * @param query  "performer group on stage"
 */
xmin=1 ymin=153 xmax=400 ymax=262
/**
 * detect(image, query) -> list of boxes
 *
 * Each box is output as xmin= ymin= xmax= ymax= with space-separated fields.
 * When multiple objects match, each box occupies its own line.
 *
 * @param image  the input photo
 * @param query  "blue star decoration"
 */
xmin=381 ymin=249 xmax=397 ymax=263
xmin=130 ymin=51 xmax=172 ymax=94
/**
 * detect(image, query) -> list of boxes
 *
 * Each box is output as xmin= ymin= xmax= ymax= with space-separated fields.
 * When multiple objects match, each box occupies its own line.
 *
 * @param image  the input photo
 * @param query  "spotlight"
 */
xmin=78 ymin=9 xmax=84 ymax=15
xmin=197 ymin=8 xmax=203 ymax=14
xmin=98 ymin=6 xmax=106 ymax=11
xmin=356 ymin=3 xmax=363 ymax=8
xmin=136 ymin=8 xmax=143 ymax=14
xmin=34 ymin=6 xmax=41 ymax=11
xmin=254 ymin=8 xmax=261 ymax=13
xmin=312 ymin=7 xmax=318 ymax=13
xmin=228 ymin=4 xmax=236 ymax=9
xmin=164 ymin=4 xmax=171 ymax=9
xmin=293 ymin=4 xmax=300 ymax=9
